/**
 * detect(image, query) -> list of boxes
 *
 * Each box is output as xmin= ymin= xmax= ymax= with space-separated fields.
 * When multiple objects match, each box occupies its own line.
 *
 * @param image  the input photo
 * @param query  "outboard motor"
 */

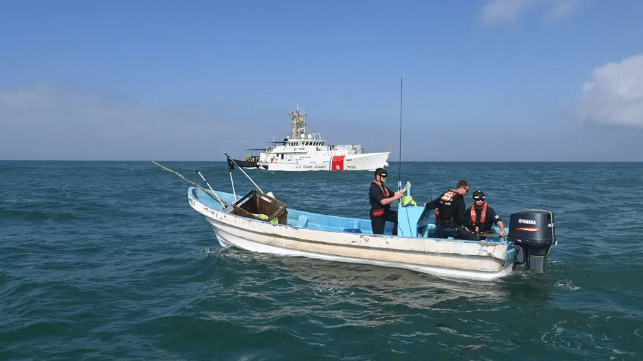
xmin=507 ymin=209 xmax=556 ymax=273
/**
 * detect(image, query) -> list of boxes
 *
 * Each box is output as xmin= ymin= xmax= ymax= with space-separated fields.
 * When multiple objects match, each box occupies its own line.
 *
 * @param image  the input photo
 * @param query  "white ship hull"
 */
xmin=239 ymin=106 xmax=390 ymax=171
xmin=259 ymin=152 xmax=390 ymax=172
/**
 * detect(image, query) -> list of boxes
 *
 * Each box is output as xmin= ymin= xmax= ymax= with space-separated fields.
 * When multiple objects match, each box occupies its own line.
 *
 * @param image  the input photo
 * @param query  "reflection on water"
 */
xmin=214 ymin=247 xmax=514 ymax=309
xmin=502 ymin=272 xmax=555 ymax=304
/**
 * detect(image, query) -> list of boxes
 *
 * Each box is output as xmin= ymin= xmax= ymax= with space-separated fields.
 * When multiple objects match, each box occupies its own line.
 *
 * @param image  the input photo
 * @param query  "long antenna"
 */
xmin=398 ymin=74 xmax=403 ymax=190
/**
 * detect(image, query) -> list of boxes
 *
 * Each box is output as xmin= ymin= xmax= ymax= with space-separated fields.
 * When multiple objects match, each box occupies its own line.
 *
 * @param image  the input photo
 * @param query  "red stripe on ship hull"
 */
xmin=331 ymin=155 xmax=345 ymax=171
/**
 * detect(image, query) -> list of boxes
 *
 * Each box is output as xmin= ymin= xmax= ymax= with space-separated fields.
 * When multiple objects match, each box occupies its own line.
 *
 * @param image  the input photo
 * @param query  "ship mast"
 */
xmin=288 ymin=107 xmax=308 ymax=140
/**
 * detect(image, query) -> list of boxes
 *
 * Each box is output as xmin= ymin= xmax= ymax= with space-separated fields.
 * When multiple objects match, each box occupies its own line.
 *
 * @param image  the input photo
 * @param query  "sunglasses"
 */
xmin=380 ymin=174 xmax=387 ymax=178
xmin=474 ymin=197 xmax=485 ymax=201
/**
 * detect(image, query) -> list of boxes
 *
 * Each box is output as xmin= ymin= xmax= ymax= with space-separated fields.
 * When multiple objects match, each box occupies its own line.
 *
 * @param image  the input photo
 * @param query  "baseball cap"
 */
xmin=472 ymin=190 xmax=485 ymax=200
xmin=374 ymin=168 xmax=388 ymax=177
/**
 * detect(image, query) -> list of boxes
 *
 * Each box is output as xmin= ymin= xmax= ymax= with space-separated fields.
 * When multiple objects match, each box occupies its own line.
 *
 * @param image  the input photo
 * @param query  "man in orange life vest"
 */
xmin=369 ymin=168 xmax=408 ymax=235
xmin=465 ymin=190 xmax=506 ymax=237
xmin=423 ymin=180 xmax=478 ymax=240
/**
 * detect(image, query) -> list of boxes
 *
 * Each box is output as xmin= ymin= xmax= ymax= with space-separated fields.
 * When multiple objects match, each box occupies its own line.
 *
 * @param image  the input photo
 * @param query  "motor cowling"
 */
xmin=507 ymin=209 xmax=556 ymax=273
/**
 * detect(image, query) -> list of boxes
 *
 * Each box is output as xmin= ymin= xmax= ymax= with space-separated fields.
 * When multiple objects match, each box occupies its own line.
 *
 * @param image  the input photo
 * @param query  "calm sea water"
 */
xmin=1 ymin=161 xmax=642 ymax=360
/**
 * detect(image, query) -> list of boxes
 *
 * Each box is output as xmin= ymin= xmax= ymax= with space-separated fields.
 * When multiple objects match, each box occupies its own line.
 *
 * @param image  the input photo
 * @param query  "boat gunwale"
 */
xmin=188 ymin=188 xmax=513 ymax=260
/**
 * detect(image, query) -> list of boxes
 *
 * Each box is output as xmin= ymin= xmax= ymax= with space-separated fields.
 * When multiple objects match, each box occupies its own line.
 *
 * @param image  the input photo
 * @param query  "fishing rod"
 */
xmin=225 ymin=158 xmax=237 ymax=200
xmin=151 ymin=161 xmax=228 ymax=208
xmin=224 ymin=152 xmax=263 ymax=193
xmin=196 ymin=170 xmax=228 ymax=207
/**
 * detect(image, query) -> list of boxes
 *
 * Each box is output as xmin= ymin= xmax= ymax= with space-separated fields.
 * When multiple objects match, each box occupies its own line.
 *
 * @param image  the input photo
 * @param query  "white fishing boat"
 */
xmin=186 ymin=185 xmax=556 ymax=280
xmin=239 ymin=107 xmax=390 ymax=171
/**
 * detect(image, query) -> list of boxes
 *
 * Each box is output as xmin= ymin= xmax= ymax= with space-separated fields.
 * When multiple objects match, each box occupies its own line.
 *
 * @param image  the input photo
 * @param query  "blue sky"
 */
xmin=1 ymin=0 xmax=642 ymax=161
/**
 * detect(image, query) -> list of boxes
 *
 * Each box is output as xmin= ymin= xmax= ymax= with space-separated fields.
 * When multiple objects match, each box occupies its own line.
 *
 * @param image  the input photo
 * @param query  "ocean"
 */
xmin=1 ymin=161 xmax=642 ymax=360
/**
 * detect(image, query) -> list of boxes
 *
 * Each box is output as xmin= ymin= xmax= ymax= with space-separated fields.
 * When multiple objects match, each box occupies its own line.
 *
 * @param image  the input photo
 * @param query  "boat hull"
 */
xmin=189 ymin=188 xmax=515 ymax=280
xmin=231 ymin=160 xmax=258 ymax=168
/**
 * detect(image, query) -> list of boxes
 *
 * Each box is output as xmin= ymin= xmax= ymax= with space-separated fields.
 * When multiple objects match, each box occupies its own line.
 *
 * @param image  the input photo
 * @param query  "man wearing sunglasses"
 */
xmin=369 ymin=168 xmax=408 ymax=235
xmin=424 ymin=180 xmax=478 ymax=240
xmin=466 ymin=190 xmax=506 ymax=237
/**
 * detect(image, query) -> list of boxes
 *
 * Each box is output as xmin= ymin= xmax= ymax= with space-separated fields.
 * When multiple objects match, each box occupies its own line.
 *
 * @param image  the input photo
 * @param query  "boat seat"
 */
xmin=297 ymin=215 xmax=308 ymax=228
xmin=342 ymin=220 xmax=363 ymax=233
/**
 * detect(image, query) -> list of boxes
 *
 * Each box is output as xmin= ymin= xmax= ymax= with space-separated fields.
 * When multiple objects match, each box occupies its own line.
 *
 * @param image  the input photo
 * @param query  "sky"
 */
xmin=1 ymin=0 xmax=642 ymax=161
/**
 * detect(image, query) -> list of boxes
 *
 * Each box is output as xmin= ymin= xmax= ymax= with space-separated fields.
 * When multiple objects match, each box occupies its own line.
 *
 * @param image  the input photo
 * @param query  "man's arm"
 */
xmin=424 ymin=197 xmax=440 ymax=210
xmin=379 ymin=185 xmax=407 ymax=206
xmin=456 ymin=198 xmax=473 ymax=229
xmin=497 ymin=221 xmax=506 ymax=237
xmin=488 ymin=207 xmax=506 ymax=236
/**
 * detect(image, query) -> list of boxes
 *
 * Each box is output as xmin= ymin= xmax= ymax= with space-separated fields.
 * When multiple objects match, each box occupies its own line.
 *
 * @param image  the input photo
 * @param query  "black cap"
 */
xmin=374 ymin=168 xmax=388 ymax=177
xmin=473 ymin=190 xmax=485 ymax=200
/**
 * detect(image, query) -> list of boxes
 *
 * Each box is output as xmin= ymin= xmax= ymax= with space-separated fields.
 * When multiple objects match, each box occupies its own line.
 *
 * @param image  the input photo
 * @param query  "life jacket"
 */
xmin=371 ymin=180 xmax=390 ymax=217
xmin=470 ymin=202 xmax=488 ymax=230
xmin=434 ymin=190 xmax=461 ymax=224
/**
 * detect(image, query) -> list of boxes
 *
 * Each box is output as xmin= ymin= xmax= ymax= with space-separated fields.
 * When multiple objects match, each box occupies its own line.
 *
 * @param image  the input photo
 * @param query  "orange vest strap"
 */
xmin=372 ymin=180 xmax=390 ymax=197
xmin=471 ymin=202 xmax=488 ymax=224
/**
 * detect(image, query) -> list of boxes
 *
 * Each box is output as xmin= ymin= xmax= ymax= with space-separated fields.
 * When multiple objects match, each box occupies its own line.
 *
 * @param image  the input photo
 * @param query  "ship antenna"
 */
xmin=398 ymin=74 xmax=403 ymax=191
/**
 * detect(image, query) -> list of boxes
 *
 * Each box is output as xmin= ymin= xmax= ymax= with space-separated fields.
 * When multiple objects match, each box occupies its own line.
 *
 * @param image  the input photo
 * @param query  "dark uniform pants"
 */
xmin=433 ymin=226 xmax=479 ymax=240
xmin=371 ymin=211 xmax=398 ymax=235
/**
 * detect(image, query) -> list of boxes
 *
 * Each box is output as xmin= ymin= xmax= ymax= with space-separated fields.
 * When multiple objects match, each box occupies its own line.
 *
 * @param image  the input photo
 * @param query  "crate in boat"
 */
xmin=233 ymin=189 xmax=288 ymax=225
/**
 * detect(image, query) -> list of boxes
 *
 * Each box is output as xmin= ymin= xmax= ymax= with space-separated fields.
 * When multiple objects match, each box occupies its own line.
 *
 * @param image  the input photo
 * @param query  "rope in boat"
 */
xmin=151 ymin=161 xmax=229 ymax=207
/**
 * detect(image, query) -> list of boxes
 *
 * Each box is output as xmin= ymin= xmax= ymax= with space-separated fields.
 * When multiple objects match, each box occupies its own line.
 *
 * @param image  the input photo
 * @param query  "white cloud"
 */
xmin=546 ymin=0 xmax=578 ymax=22
xmin=481 ymin=0 xmax=537 ymax=25
xmin=575 ymin=54 xmax=643 ymax=127
xmin=0 ymin=83 xmax=275 ymax=160
xmin=0 ymin=83 xmax=184 ymax=138
xmin=480 ymin=0 xmax=578 ymax=25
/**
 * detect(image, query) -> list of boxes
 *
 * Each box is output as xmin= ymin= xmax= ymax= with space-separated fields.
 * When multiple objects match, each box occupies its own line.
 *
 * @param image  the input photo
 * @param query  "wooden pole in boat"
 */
xmin=224 ymin=152 xmax=264 ymax=193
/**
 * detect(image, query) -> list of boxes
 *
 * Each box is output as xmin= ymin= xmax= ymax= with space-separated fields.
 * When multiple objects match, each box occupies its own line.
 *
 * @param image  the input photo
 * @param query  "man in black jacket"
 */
xmin=369 ymin=168 xmax=407 ymax=235
xmin=424 ymin=180 xmax=478 ymax=240
xmin=466 ymin=190 xmax=506 ymax=237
